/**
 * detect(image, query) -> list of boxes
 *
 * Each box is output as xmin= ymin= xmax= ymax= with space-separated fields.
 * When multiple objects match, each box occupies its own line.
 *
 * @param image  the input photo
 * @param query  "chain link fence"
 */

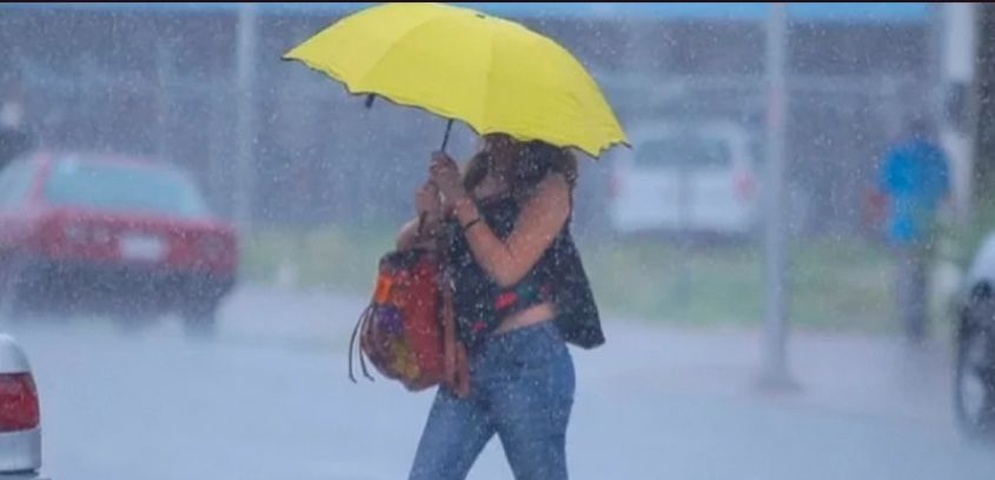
xmin=2 ymin=7 xmax=933 ymax=241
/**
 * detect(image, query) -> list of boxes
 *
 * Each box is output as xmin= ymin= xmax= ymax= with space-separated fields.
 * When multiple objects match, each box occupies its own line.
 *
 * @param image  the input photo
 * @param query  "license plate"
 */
xmin=119 ymin=235 xmax=166 ymax=261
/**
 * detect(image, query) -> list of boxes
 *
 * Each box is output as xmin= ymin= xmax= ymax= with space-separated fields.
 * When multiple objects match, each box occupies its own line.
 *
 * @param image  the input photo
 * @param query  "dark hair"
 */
xmin=462 ymin=139 xmax=577 ymax=203
xmin=906 ymin=115 xmax=933 ymax=140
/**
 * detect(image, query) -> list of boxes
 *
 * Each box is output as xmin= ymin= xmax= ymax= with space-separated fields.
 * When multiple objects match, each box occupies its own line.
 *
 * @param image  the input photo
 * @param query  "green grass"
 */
xmin=241 ymin=225 xmax=910 ymax=334
xmin=943 ymin=202 xmax=995 ymax=271
xmin=578 ymin=235 xmax=896 ymax=332
xmin=241 ymin=226 xmax=395 ymax=294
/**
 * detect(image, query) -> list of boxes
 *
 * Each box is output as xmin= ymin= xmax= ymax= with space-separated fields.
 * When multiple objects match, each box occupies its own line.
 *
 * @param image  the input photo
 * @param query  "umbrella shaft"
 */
xmin=441 ymin=119 xmax=454 ymax=152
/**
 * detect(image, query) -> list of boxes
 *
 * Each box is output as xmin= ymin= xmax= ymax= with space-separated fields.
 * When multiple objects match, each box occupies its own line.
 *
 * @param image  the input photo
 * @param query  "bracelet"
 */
xmin=461 ymin=217 xmax=482 ymax=233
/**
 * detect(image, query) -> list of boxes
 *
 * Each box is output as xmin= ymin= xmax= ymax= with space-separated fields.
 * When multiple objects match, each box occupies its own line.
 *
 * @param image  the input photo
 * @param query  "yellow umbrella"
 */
xmin=282 ymin=2 xmax=628 ymax=158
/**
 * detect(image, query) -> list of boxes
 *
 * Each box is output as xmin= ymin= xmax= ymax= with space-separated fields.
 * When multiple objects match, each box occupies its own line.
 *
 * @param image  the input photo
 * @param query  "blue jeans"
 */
xmin=409 ymin=320 xmax=576 ymax=480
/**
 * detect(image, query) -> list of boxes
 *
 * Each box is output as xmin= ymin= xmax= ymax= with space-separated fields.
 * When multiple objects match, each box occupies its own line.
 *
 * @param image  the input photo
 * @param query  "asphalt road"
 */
xmin=3 ymin=285 xmax=993 ymax=480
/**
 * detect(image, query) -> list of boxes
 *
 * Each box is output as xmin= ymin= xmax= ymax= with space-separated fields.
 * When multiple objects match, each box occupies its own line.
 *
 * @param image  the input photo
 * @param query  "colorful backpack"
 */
xmin=349 ymin=246 xmax=469 ymax=396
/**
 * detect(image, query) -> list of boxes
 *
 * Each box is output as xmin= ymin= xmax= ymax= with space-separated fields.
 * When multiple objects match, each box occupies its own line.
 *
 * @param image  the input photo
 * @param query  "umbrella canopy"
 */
xmin=282 ymin=2 xmax=628 ymax=157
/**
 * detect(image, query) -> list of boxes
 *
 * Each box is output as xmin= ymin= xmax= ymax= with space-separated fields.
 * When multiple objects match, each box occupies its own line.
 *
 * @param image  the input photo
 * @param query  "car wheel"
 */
xmin=182 ymin=300 xmax=218 ymax=338
xmin=954 ymin=291 xmax=995 ymax=443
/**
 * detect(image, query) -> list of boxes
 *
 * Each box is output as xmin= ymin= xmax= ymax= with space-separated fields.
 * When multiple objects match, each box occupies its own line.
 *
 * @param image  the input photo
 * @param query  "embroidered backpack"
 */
xmin=349 ymin=247 xmax=469 ymax=396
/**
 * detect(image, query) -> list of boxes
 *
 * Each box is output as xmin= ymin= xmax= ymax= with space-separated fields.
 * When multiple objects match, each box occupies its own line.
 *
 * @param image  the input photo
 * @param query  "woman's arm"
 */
xmin=451 ymin=174 xmax=570 ymax=287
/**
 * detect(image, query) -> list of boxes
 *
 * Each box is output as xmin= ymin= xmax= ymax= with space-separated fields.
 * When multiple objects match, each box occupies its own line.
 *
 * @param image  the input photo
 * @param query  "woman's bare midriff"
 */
xmin=492 ymin=301 xmax=557 ymax=335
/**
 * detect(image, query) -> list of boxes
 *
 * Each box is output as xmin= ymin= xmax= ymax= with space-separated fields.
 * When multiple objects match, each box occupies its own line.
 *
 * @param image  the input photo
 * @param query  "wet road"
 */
xmin=4 ymin=285 xmax=994 ymax=480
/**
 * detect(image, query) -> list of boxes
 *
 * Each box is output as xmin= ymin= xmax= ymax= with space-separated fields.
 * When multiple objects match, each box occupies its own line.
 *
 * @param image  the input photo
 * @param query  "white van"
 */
xmin=607 ymin=120 xmax=762 ymax=237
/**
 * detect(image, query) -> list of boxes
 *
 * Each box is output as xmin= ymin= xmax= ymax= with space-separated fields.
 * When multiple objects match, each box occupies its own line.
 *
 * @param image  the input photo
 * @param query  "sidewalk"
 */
xmin=221 ymin=284 xmax=960 ymax=437
xmin=586 ymin=322 xmax=956 ymax=436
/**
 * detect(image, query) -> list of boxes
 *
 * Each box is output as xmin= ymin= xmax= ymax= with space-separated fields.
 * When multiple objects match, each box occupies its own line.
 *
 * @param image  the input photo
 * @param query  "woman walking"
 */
xmin=397 ymin=133 xmax=605 ymax=480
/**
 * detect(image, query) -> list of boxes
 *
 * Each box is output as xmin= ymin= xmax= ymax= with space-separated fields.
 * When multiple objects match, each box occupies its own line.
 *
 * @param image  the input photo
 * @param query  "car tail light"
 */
xmin=734 ymin=171 xmax=757 ymax=201
xmin=197 ymin=235 xmax=231 ymax=262
xmin=63 ymin=224 xmax=87 ymax=243
xmin=0 ymin=373 xmax=39 ymax=432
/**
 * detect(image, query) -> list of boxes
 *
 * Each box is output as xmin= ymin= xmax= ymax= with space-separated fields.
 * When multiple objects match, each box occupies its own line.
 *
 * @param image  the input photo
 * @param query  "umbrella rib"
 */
xmin=479 ymin=21 xmax=498 ymax=135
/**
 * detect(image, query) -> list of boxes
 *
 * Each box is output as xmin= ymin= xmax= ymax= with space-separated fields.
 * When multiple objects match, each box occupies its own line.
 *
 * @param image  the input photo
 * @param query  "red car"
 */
xmin=0 ymin=151 xmax=238 ymax=334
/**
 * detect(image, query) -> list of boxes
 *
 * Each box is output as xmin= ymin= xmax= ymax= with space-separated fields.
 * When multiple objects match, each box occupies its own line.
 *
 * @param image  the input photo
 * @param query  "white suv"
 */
xmin=607 ymin=120 xmax=761 ymax=238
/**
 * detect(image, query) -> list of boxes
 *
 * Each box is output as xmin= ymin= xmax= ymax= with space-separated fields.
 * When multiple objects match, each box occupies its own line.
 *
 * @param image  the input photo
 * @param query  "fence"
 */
xmin=2 ymin=7 xmax=934 ymax=241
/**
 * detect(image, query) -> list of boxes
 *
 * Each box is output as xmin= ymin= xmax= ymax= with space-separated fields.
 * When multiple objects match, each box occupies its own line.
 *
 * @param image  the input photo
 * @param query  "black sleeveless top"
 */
xmin=444 ymin=193 xmax=606 ymax=351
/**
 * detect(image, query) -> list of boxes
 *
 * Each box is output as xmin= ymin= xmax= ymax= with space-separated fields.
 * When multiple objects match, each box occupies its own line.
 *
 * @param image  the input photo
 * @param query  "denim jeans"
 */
xmin=408 ymin=320 xmax=576 ymax=480
xmin=895 ymin=241 xmax=933 ymax=342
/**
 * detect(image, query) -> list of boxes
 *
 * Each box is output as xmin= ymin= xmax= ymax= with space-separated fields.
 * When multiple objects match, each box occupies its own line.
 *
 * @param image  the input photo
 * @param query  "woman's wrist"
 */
xmin=452 ymin=195 xmax=478 ymax=227
xmin=460 ymin=217 xmax=482 ymax=233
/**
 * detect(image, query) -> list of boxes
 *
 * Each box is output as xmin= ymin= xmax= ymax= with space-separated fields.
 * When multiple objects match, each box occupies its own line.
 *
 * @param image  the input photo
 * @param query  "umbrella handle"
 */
xmin=417 ymin=119 xmax=455 ymax=236
xmin=365 ymin=93 xmax=454 ymax=237
xmin=440 ymin=118 xmax=453 ymax=152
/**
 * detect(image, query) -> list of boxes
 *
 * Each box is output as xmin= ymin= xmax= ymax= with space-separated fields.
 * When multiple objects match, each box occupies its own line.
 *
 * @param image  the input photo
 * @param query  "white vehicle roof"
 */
xmin=625 ymin=119 xmax=752 ymax=143
xmin=0 ymin=335 xmax=32 ymax=375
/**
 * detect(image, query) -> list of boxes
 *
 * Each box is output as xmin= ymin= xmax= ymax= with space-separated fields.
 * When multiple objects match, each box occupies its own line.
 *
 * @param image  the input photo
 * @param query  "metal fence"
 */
xmin=2 ymin=7 xmax=933 ymax=241
xmin=13 ymin=53 xmax=924 ymax=239
xmin=593 ymin=71 xmax=925 ymax=239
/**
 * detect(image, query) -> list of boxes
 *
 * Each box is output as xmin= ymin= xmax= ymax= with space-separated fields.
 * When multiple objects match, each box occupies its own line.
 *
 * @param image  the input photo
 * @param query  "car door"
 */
xmin=689 ymin=128 xmax=756 ymax=234
xmin=609 ymin=135 xmax=684 ymax=233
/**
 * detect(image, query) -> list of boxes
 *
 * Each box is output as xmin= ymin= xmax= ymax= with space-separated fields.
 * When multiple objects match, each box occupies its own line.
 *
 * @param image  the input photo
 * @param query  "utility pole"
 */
xmin=938 ymin=3 xmax=979 ymax=223
xmin=234 ymin=2 xmax=258 ymax=232
xmin=155 ymin=42 xmax=172 ymax=161
xmin=759 ymin=2 xmax=798 ymax=391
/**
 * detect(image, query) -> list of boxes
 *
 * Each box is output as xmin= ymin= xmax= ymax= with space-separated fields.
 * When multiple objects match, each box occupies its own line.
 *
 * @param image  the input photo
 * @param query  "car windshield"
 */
xmin=44 ymin=158 xmax=212 ymax=219
xmin=633 ymin=135 xmax=731 ymax=169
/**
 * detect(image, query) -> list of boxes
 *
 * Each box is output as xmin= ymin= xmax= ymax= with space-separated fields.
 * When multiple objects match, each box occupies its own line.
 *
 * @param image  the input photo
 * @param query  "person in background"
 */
xmin=877 ymin=116 xmax=951 ymax=344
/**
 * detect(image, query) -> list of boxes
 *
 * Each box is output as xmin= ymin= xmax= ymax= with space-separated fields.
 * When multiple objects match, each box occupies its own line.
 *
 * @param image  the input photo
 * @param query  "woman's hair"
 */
xmin=462 ymin=137 xmax=578 ymax=202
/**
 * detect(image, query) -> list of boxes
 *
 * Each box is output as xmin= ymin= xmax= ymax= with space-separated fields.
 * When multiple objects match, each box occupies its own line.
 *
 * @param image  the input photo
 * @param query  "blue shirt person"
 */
xmin=876 ymin=118 xmax=951 ymax=342
xmin=877 ymin=121 xmax=951 ymax=248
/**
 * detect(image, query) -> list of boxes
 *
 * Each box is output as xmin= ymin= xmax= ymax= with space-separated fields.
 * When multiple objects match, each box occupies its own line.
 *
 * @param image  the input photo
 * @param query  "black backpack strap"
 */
xmin=348 ymin=304 xmax=375 ymax=383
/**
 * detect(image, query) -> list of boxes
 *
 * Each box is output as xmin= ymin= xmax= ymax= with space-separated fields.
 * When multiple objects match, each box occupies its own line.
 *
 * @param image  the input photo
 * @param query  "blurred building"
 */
xmin=0 ymin=2 xmax=943 ymax=238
